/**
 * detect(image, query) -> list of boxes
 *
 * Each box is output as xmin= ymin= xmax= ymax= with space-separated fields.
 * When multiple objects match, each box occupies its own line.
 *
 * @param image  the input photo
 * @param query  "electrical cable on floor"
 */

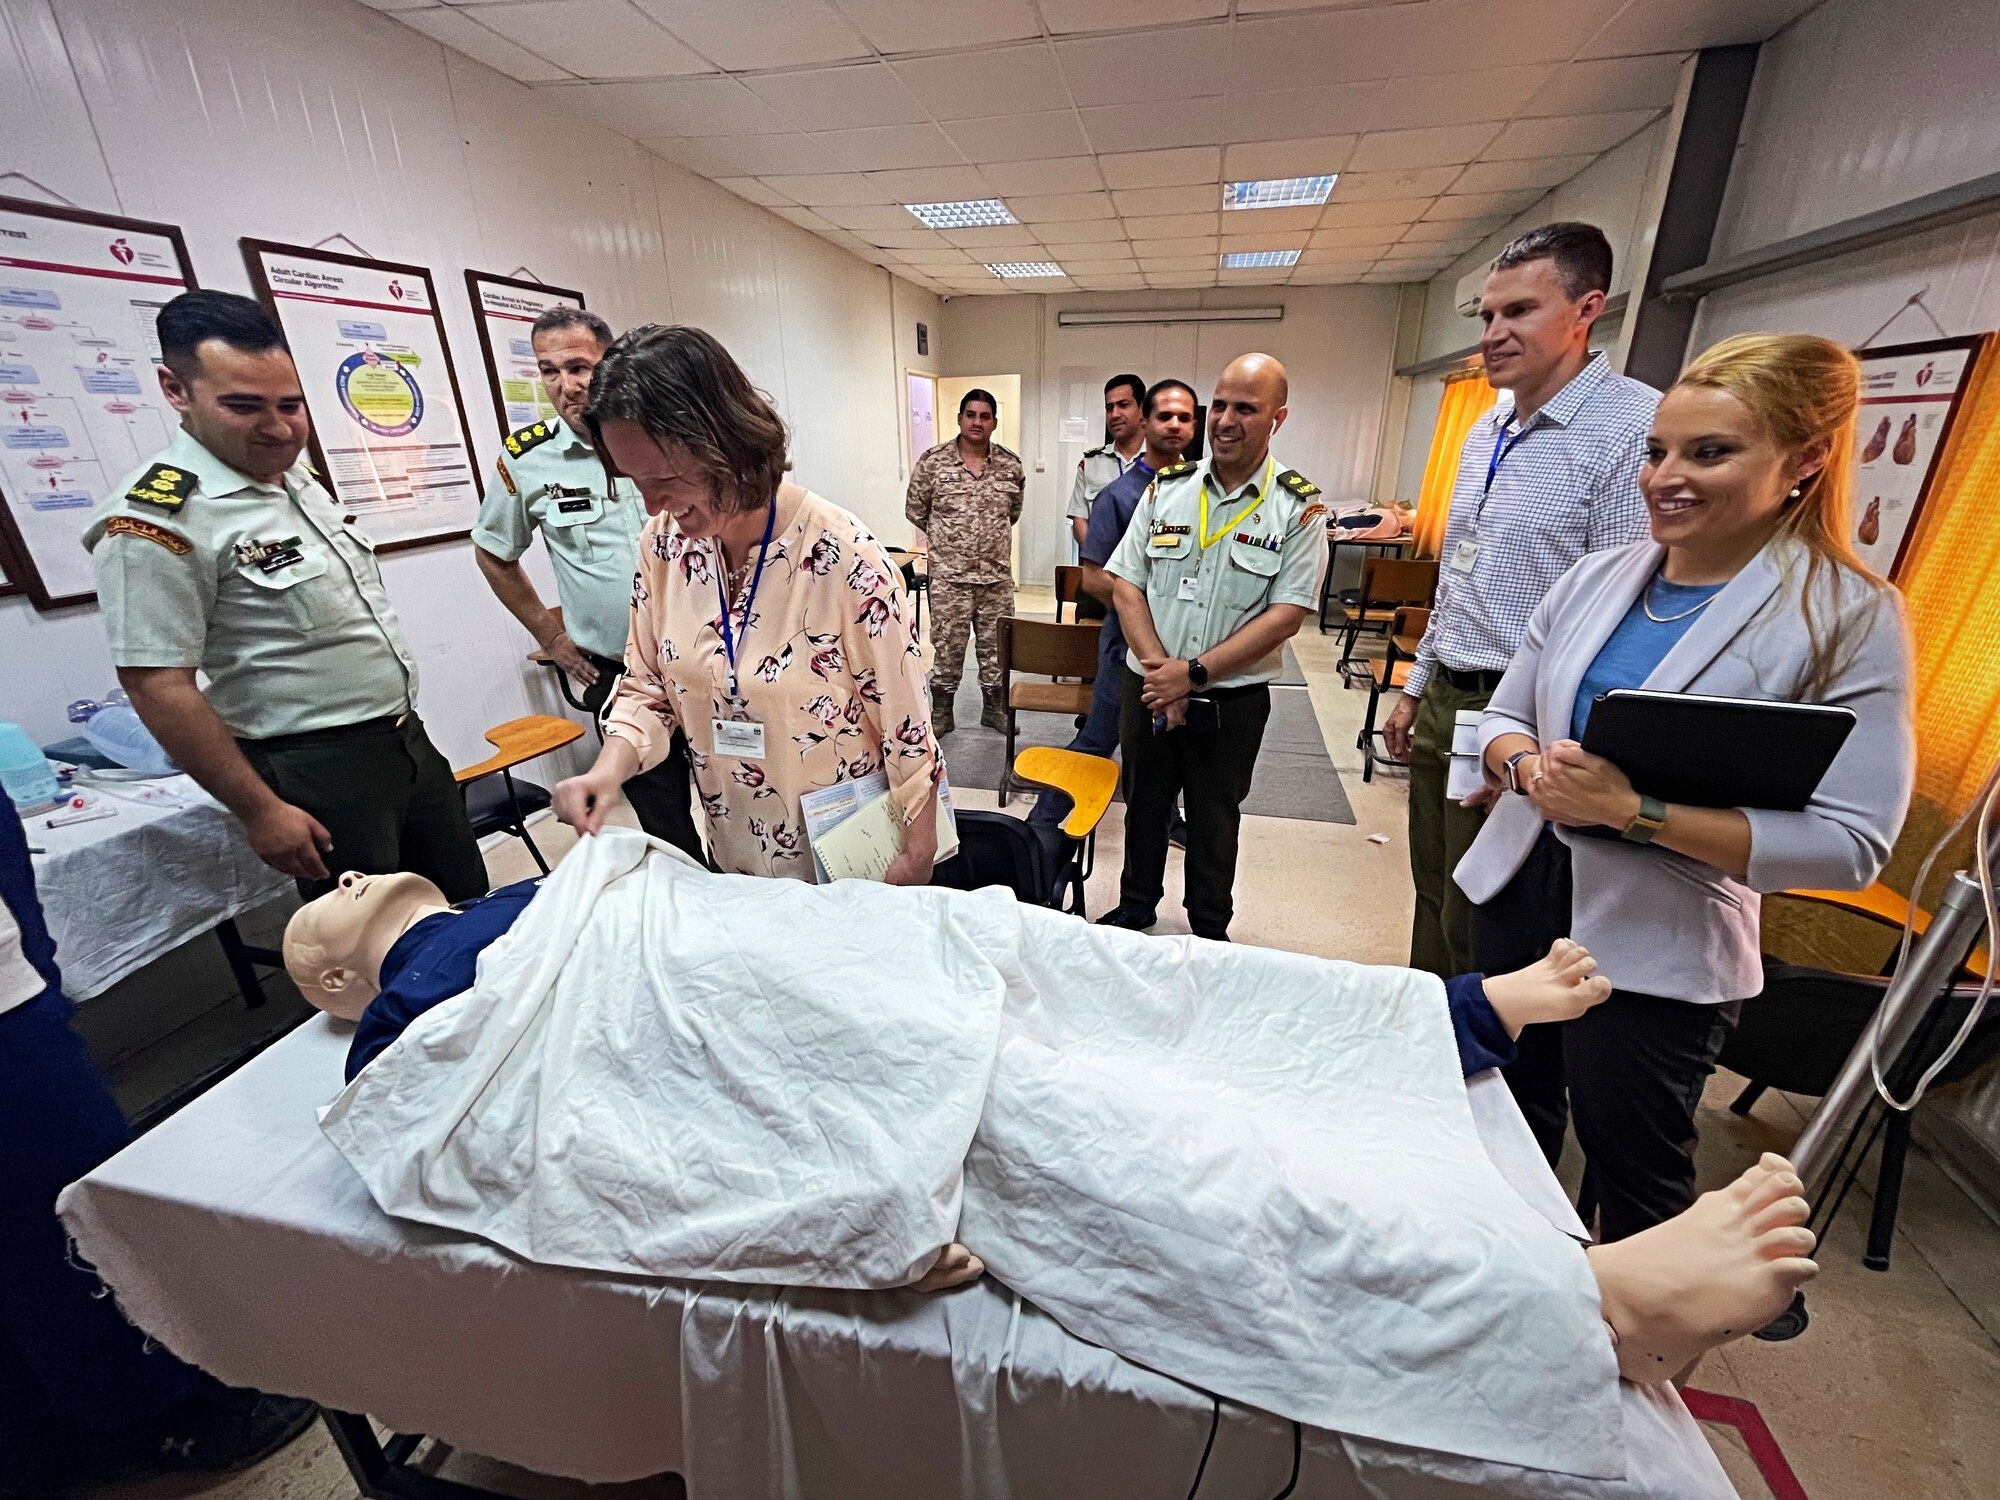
xmin=1183 ymin=1390 xmax=1302 ymax=1500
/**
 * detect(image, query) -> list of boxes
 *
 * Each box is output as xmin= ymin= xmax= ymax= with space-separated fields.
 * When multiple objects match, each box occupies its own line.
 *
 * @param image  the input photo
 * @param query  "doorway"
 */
xmin=935 ymin=374 xmax=1024 ymax=578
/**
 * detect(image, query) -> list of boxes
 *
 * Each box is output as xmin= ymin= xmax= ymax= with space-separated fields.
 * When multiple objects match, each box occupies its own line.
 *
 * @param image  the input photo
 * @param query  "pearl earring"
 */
xmin=1789 ymin=485 xmax=1802 ymax=498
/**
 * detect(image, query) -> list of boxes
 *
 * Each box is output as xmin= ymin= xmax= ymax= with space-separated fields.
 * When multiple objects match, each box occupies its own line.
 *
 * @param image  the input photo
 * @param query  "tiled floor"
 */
xmin=81 ymin=590 xmax=2000 ymax=1500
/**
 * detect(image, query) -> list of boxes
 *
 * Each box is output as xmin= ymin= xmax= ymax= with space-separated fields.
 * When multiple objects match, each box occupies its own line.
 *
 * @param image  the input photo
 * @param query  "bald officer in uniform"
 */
xmin=473 ymin=307 xmax=700 ymax=861
xmin=1098 ymin=354 xmax=1325 ymax=942
xmin=84 ymin=290 xmax=486 ymax=903
xmin=1065 ymin=373 xmax=1146 ymax=550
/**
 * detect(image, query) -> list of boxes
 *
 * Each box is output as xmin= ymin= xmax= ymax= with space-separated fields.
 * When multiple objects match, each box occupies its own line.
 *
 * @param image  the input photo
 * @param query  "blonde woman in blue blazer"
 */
xmin=1455 ymin=334 xmax=1915 ymax=1242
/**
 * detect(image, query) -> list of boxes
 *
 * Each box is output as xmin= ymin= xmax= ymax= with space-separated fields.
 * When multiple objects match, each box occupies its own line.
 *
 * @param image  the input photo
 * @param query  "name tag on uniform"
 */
xmin=712 ymin=717 xmax=766 ymax=760
xmin=549 ymin=484 xmax=594 ymax=513
xmin=234 ymin=536 xmax=305 ymax=574
xmin=1149 ymin=522 xmax=1190 ymax=550
xmin=1177 ymin=575 xmax=1199 ymax=602
xmin=1449 ymin=535 xmax=1481 ymax=573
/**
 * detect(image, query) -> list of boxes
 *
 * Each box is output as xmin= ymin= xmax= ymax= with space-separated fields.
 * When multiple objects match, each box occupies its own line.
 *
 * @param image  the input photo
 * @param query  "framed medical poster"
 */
xmin=0 ymin=196 xmax=198 ymax=610
xmin=242 ymin=239 xmax=479 ymax=553
xmin=1850 ymin=334 xmax=1986 ymax=581
xmin=464 ymin=270 xmax=586 ymax=433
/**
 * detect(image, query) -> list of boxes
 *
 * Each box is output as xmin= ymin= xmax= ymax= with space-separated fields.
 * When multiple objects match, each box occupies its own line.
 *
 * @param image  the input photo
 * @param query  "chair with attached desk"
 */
xmin=994 ymin=617 xmax=1101 ymax=806
xmin=1334 ymin=557 xmax=1438 ymax=682
xmin=933 ymin=746 xmax=1117 ymax=916
xmin=1358 ymin=605 xmax=1429 ymax=782
xmin=454 ymin=715 xmax=584 ymax=876
xmin=884 ymin=547 xmax=928 ymax=632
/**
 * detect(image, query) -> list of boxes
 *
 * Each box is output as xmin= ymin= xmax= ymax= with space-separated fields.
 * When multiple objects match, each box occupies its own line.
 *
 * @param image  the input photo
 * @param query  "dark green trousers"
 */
xmin=239 ymin=714 xmax=488 ymax=904
xmin=1405 ymin=677 xmax=1494 ymax=979
xmin=581 ymin=654 xmax=704 ymax=865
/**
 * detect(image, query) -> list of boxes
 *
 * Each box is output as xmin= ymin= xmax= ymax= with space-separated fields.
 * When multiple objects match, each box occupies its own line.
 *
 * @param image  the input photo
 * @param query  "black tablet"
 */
xmin=1579 ymin=689 xmax=1857 ymax=812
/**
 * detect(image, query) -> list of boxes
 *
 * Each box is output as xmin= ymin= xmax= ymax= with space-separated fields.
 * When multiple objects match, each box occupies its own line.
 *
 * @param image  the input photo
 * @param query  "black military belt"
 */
xmin=238 ymin=712 xmax=412 ymax=754
xmin=1441 ymin=667 xmax=1505 ymax=692
xmin=1196 ymin=680 xmax=1268 ymax=702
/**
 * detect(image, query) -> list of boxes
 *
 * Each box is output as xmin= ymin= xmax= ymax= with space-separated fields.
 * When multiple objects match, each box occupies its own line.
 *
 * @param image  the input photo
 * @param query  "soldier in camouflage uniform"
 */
xmin=904 ymin=388 xmax=1024 ymax=734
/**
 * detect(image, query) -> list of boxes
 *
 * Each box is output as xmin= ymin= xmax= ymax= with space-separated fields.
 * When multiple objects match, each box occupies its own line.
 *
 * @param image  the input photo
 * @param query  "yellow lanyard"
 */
xmin=1198 ymin=457 xmax=1275 ymax=549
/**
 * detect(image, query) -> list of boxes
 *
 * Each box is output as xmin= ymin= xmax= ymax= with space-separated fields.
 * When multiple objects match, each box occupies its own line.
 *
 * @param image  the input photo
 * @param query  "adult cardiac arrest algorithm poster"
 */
xmin=466 ymin=272 xmax=584 ymax=432
xmin=249 ymin=243 xmax=477 ymax=549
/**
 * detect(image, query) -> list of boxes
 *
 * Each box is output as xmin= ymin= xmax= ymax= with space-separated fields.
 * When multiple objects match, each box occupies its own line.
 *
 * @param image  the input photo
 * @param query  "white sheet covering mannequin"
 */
xmin=323 ymin=829 xmax=1624 ymax=1481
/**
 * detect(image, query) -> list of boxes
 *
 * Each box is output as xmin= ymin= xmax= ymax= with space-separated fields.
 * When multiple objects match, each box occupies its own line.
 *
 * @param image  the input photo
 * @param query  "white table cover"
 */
xmin=28 ymin=775 xmax=287 ymax=999
xmin=60 ymin=1020 xmax=1732 ymax=1500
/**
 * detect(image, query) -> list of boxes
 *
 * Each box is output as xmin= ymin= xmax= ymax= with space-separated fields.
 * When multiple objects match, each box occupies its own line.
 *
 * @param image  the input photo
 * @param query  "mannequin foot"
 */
xmin=912 ymin=1242 xmax=985 ymax=1292
xmin=1483 ymin=938 xmax=1613 ymax=1038
xmin=1587 ymin=1153 xmax=1817 ymax=1383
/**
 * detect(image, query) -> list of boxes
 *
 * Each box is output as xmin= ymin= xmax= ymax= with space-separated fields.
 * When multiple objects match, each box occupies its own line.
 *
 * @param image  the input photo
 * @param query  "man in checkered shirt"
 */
xmin=1384 ymin=223 xmax=1659 ymax=980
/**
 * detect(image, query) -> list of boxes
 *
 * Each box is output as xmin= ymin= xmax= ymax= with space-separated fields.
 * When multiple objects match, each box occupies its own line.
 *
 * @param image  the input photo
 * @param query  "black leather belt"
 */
xmin=1441 ymin=667 xmax=1504 ymax=692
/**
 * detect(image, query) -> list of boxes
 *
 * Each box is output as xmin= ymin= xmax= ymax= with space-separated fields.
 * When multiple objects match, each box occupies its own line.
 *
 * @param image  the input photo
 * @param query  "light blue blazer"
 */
xmin=1453 ymin=538 xmax=1915 ymax=1005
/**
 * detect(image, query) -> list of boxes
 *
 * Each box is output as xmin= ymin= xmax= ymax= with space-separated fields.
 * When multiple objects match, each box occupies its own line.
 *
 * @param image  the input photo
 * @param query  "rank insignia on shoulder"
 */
xmin=1298 ymin=501 xmax=1328 ymax=529
xmin=502 ymin=420 xmax=557 ymax=459
xmin=495 ymin=455 xmax=518 ymax=497
xmin=126 ymin=463 xmax=196 ymax=512
xmin=1154 ymin=459 xmax=1199 ymax=481
xmin=1276 ymin=468 xmax=1320 ymax=500
xmin=1083 ymin=443 xmax=1107 ymax=457
xmin=104 ymin=515 xmax=191 ymax=555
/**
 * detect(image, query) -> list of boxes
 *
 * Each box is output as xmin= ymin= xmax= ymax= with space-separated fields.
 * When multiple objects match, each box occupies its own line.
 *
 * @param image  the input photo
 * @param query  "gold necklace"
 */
xmin=1642 ymin=572 xmax=1719 ymax=623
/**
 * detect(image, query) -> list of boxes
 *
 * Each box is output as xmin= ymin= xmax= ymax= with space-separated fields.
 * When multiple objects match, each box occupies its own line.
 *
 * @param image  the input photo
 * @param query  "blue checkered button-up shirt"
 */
xmin=1406 ymin=353 xmax=1659 ymax=699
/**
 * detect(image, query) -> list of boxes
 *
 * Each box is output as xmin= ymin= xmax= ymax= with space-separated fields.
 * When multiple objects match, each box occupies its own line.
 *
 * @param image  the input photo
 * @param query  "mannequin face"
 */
xmin=284 ymin=870 xmax=451 ymax=1021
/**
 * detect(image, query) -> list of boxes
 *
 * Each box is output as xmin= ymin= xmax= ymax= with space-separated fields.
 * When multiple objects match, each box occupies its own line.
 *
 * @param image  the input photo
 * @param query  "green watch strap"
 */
xmin=1621 ymin=794 xmax=1668 ymax=845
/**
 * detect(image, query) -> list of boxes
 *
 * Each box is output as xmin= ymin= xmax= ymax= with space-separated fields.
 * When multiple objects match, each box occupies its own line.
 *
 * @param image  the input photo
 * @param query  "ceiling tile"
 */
xmin=1223 ymin=84 xmax=1381 ymax=143
xmin=1327 ymin=166 xmax=1461 ymax=202
xmin=651 ymin=134 xmax=846 ymax=176
xmin=857 ymin=228 xmax=961 ymax=250
xmin=1040 ymin=0 xmax=1226 ymax=33
xmin=1237 ymin=0 xmax=1624 ymax=78
xmin=1228 ymin=11 xmax=1400 ymax=88
xmin=1146 ymin=274 xmax=1220 ymax=287
xmin=1137 ymin=255 xmax=1215 ymax=272
xmin=865 ymin=165 xmax=992 ymax=200
xmin=1520 ymin=53 xmax=1684 ymax=117
xmin=1127 ymin=237 xmax=1216 ymax=257
xmin=1069 ymin=274 xmax=1151 ymax=290
xmin=759 ymin=172 xmax=886 ymax=206
xmin=1423 ymin=189 xmax=1540 ymax=220
xmin=1289 ymin=267 xmax=1371 ymax=284
xmin=1219 ymin=204 xmax=1322 ymax=232
xmin=832 ymin=0 xmax=1041 ymax=52
xmin=893 ymin=44 xmax=1070 ymax=122
xmin=1035 ymin=217 xmax=1126 ymax=243
xmin=1347 ymin=123 xmax=1504 ymax=171
xmin=1299 ymin=246 xmax=1383 ymax=266
xmin=747 ymin=64 xmax=926 ymax=131
xmin=473 ymin=0 xmax=707 ymax=79
xmin=1009 ymin=191 xmax=1116 ymax=223
xmin=1219 ymin=230 xmax=1309 ymax=253
xmin=633 ymin=0 xmax=870 ymax=69
xmin=1448 ymin=155 xmax=1595 ymax=193
xmin=1099 ymin=146 xmax=1221 ymax=190
xmin=1577 ymin=0 xmax=1816 ymax=60
xmin=1055 ymin=27 xmax=1228 ymax=106
xmin=550 ymin=77 xmax=781 ymax=136
xmin=1317 ymin=199 xmax=1427 ymax=228
xmin=816 ymin=203 xmax=931 ymax=231
xmin=1482 ymin=109 xmax=1660 ymax=161
xmin=1366 ymin=65 xmax=1550 ymax=132
xmin=903 ymin=253 xmax=976 ymax=268
xmin=399 ymin=8 xmax=572 ymax=81
xmin=1079 ymin=99 xmax=1225 ymax=154
xmin=1121 ymin=212 xmax=1220 ymax=239
xmin=357 ymin=0 xmax=430 ymax=10
xmin=769 ymin=205 xmax=838 ymax=234
xmin=714 ymin=176 xmax=794 ymax=206
xmin=1040 ymin=241 xmax=1139 ymax=263
xmin=1308 ymin=226 xmax=1400 ymax=250
xmin=941 ymin=225 xmax=1042 ymax=248
xmin=1398 ymin=218 xmax=1496 ymax=244
xmin=1220 ymin=136 xmax=1356 ymax=182
xmin=1111 ymin=184 xmax=1219 ymax=217
xmin=977 ymin=157 xmax=1104 ymax=195
xmin=816 ymin=123 xmax=965 ymax=172
xmin=943 ymin=112 xmax=1091 ymax=165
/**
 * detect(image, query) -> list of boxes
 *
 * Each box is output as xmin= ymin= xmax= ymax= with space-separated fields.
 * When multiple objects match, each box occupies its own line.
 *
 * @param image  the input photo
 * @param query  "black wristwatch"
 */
xmin=1186 ymin=656 xmax=1209 ymax=689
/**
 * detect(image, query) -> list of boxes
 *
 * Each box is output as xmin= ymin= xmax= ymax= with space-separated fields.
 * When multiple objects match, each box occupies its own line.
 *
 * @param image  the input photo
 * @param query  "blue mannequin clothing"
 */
xmin=343 ymin=875 xmax=1520 ymax=1083
xmin=1031 ymin=459 xmax=1155 ymax=826
xmin=0 ymin=791 xmax=203 ymax=1463
xmin=1570 ymin=576 xmax=1725 ymax=742
xmin=346 ymin=877 xmax=543 ymax=1082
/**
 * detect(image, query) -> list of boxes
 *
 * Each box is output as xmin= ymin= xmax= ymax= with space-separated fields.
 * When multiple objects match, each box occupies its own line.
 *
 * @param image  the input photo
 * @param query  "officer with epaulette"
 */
xmin=472 ymin=307 xmax=700 ymax=861
xmin=1099 ymin=353 xmax=1326 ymax=942
xmin=83 ymin=290 xmax=487 ymax=902
xmin=1065 ymin=373 xmax=1146 ymax=552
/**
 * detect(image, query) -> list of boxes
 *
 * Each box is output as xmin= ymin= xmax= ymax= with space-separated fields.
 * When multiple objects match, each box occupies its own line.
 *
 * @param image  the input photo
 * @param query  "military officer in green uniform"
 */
xmin=84 ymin=290 xmax=487 ymax=902
xmin=1065 ymin=372 xmax=1146 ymax=551
xmin=472 ymin=307 xmax=700 ymax=861
xmin=1099 ymin=353 xmax=1325 ymax=942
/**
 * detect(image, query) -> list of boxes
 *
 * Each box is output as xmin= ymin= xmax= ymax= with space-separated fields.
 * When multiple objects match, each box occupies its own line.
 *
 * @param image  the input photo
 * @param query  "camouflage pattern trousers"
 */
xmin=927 ymin=578 xmax=1014 ymax=706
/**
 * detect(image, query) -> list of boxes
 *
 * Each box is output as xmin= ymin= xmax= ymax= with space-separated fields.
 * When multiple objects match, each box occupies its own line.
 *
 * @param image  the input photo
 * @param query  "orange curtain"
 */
xmin=1413 ymin=369 xmax=1498 ymax=558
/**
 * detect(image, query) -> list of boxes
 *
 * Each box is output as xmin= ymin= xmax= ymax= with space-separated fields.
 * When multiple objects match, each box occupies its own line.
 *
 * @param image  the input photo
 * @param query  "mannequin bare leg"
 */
xmin=1483 ymin=938 xmax=1612 ymax=1035
xmin=911 ymin=1242 xmax=985 ymax=1292
xmin=1586 ymin=1152 xmax=1817 ymax=1382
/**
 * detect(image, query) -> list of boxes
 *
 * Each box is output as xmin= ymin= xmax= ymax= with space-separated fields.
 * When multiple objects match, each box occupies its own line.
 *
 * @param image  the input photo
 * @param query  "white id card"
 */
xmin=1449 ymin=535 xmax=1481 ymax=573
xmin=712 ymin=718 xmax=766 ymax=760
xmin=1176 ymin=575 xmax=1199 ymax=601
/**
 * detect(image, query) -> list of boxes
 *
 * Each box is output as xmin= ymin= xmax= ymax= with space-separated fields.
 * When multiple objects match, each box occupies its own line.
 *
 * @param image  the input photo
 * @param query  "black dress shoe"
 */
xmin=1096 ymin=904 xmax=1157 ymax=931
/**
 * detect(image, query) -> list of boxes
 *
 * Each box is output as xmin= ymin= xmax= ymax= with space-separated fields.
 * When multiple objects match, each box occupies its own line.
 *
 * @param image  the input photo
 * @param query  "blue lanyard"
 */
xmin=714 ymin=498 xmax=776 ymax=700
xmin=1483 ymin=420 xmax=1528 ymax=495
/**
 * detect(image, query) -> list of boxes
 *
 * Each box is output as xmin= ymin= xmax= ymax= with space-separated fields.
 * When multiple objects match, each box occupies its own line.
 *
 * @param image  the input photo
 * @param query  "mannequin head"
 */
xmin=284 ymin=871 xmax=453 ymax=1020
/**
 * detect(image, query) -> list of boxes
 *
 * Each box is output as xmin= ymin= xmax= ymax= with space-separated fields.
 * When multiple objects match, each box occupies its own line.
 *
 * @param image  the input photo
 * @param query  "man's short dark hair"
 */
xmin=1142 ymin=378 xmax=1198 ymax=418
xmin=531 ymin=305 xmax=614 ymax=349
xmin=1104 ymin=372 xmax=1145 ymax=407
xmin=1491 ymin=221 xmax=1614 ymax=301
xmin=958 ymin=388 xmax=997 ymax=416
xmin=157 ymin=290 xmax=287 ymax=383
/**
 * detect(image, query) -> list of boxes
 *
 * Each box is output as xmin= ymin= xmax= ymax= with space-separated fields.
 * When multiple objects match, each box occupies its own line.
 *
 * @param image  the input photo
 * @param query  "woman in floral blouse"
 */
xmin=550 ymin=326 xmax=942 ymax=884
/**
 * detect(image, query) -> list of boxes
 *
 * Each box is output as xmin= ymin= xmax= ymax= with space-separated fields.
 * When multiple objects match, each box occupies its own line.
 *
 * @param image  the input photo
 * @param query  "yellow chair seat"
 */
xmin=1011 ymin=746 xmax=1118 ymax=841
xmin=454 ymin=715 xmax=584 ymax=784
xmin=1778 ymin=884 xmax=1990 ymax=979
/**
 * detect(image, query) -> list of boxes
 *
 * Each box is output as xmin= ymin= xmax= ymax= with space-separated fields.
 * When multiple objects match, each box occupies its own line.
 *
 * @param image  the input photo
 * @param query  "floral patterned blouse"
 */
xmin=603 ymin=483 xmax=941 ymax=881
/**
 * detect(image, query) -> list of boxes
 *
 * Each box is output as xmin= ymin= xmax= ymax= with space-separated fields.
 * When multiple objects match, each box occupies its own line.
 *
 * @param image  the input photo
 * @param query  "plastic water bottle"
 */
xmin=67 ymin=693 xmax=178 ymax=775
xmin=0 ymin=722 xmax=61 ymax=812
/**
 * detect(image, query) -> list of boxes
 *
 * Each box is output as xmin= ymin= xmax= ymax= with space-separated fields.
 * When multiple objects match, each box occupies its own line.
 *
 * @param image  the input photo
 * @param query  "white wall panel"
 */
xmin=0 ymin=0 xmax=938 ymax=783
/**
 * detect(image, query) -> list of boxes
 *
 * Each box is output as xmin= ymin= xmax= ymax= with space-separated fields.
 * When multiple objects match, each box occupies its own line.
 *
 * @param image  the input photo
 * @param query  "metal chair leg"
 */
xmin=1729 ymin=1080 xmax=1768 ymax=1116
xmin=1864 ymin=1108 xmax=1912 ymax=1271
xmin=500 ymin=767 xmax=552 ymax=875
xmin=214 ymin=917 xmax=270 ymax=1010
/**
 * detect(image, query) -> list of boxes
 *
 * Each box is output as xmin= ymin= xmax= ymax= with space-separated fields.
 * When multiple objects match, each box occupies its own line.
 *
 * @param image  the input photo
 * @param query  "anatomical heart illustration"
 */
xmin=1861 ymin=415 xmax=1890 ymax=463
xmin=1858 ymin=496 xmax=1881 ymax=546
xmin=1893 ymin=414 xmax=1918 ymax=465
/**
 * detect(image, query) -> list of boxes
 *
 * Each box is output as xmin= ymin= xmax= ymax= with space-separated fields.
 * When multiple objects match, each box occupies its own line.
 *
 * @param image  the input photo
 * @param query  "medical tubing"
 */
xmin=1868 ymin=756 xmax=1999 ymax=1111
xmin=1184 ymin=1393 xmax=1222 ymax=1500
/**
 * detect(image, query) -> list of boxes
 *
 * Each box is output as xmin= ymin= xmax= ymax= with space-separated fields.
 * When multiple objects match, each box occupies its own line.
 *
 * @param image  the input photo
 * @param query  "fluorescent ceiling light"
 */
xmin=904 ymin=199 xmax=1017 ymax=229
xmin=1224 ymin=175 xmax=1338 ymax=210
xmin=1221 ymin=249 xmax=1302 ymax=269
xmin=987 ymin=261 xmax=1065 ymax=278
xmin=1056 ymin=306 xmax=1285 ymax=328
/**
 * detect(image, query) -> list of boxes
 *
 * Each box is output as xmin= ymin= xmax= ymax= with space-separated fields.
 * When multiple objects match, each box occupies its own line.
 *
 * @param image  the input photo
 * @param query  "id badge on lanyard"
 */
xmin=1457 ymin=423 xmax=1523 ymax=576
xmin=712 ymin=499 xmax=777 ymax=759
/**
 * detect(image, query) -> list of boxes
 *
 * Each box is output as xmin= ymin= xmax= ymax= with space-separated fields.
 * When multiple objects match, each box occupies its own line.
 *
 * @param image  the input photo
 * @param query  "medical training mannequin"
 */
xmin=286 ymin=868 xmax=1816 ymax=1384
